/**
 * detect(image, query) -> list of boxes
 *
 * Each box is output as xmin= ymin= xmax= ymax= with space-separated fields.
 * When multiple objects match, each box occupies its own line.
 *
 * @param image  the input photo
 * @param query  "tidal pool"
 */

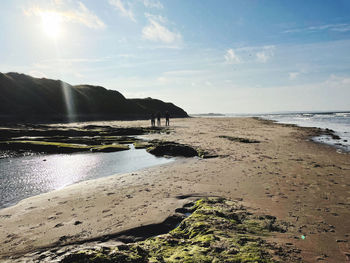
xmin=0 ymin=147 xmax=173 ymax=209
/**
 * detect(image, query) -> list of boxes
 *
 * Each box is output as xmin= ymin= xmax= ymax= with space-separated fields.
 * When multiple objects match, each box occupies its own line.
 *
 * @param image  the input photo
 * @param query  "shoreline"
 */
xmin=1 ymin=117 xmax=350 ymax=262
xmin=256 ymin=113 xmax=350 ymax=152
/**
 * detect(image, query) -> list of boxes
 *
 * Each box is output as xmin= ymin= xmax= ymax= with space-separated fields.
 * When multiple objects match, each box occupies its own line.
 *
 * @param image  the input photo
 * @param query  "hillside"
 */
xmin=0 ymin=72 xmax=188 ymax=123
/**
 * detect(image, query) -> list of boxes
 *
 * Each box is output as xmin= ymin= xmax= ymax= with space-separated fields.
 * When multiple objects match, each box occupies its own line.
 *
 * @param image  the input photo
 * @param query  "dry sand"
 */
xmin=0 ymin=117 xmax=350 ymax=262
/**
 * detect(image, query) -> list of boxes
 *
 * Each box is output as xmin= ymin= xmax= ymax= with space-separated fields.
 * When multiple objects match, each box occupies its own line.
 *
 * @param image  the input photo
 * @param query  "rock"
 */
xmin=58 ymin=198 xmax=296 ymax=263
xmin=147 ymin=142 xmax=198 ymax=157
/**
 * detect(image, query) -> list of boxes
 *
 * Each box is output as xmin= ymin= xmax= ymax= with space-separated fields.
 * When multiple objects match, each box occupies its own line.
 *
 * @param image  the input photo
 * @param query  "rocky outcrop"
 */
xmin=52 ymin=198 xmax=295 ymax=263
xmin=147 ymin=141 xmax=199 ymax=157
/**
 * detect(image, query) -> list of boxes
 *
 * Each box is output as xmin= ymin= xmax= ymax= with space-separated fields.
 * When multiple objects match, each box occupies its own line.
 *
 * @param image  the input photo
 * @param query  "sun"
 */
xmin=40 ymin=11 xmax=62 ymax=38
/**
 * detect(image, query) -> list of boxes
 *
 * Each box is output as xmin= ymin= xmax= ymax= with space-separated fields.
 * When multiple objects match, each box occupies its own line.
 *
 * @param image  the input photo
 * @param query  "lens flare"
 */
xmin=40 ymin=11 xmax=62 ymax=38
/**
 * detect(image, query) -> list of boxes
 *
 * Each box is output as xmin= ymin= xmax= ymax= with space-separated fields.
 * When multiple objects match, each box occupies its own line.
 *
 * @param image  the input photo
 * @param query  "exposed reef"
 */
xmin=0 ymin=125 xmax=154 ymax=156
xmin=0 ymin=141 xmax=130 ymax=153
xmin=22 ymin=197 xmax=298 ymax=262
xmin=0 ymin=124 xmax=203 ymax=158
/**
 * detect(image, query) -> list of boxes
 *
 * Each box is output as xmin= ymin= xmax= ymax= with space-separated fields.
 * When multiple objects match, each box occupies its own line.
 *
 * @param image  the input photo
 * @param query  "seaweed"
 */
xmin=59 ymin=198 xmax=289 ymax=263
xmin=0 ymin=141 xmax=129 ymax=153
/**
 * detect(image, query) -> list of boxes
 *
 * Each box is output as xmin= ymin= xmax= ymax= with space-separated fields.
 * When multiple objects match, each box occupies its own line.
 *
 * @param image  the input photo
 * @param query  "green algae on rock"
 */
xmin=0 ymin=124 xmax=174 ymax=157
xmin=0 ymin=140 xmax=91 ymax=153
xmin=60 ymin=198 xmax=289 ymax=263
xmin=0 ymin=141 xmax=129 ymax=153
xmin=133 ymin=141 xmax=151 ymax=149
xmin=90 ymin=144 xmax=130 ymax=152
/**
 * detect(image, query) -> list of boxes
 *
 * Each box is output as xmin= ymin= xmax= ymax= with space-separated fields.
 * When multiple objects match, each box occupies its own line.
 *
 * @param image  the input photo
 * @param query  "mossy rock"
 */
xmin=60 ymin=198 xmax=289 ymax=262
xmin=91 ymin=144 xmax=130 ymax=152
xmin=0 ymin=141 xmax=129 ymax=153
xmin=0 ymin=140 xmax=91 ymax=153
xmin=133 ymin=142 xmax=150 ymax=149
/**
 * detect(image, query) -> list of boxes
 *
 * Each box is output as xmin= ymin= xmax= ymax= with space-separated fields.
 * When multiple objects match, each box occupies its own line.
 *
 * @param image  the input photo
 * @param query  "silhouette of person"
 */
xmin=165 ymin=111 xmax=170 ymax=126
xmin=151 ymin=113 xmax=155 ymax=127
xmin=156 ymin=112 xmax=161 ymax=126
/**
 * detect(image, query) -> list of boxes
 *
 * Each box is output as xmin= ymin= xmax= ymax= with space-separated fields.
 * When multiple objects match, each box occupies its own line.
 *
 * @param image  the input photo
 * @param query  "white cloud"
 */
xmin=256 ymin=51 xmax=269 ymax=63
xmin=256 ymin=46 xmax=275 ymax=63
xmin=325 ymin=74 xmax=350 ymax=89
xmin=205 ymin=81 xmax=212 ymax=86
xmin=289 ymin=72 xmax=299 ymax=80
xmin=224 ymin=45 xmax=275 ymax=64
xmin=163 ymin=70 xmax=204 ymax=76
xmin=284 ymin=23 xmax=350 ymax=34
xmin=224 ymin=49 xmax=241 ymax=64
xmin=108 ymin=0 xmax=136 ymax=22
xmin=24 ymin=2 xmax=105 ymax=29
xmin=145 ymin=13 xmax=167 ymax=23
xmin=142 ymin=0 xmax=163 ymax=9
xmin=28 ymin=70 xmax=47 ymax=78
xmin=142 ymin=15 xmax=182 ymax=44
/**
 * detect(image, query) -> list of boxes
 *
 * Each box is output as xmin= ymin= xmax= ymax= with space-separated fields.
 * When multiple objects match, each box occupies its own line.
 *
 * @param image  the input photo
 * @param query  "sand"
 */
xmin=0 ymin=117 xmax=350 ymax=262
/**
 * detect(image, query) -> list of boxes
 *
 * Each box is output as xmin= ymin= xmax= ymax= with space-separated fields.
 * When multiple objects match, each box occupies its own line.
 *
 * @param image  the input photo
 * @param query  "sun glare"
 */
xmin=40 ymin=11 xmax=62 ymax=38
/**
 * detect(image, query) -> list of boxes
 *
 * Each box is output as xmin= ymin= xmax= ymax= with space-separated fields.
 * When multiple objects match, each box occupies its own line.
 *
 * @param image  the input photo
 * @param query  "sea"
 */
xmin=227 ymin=111 xmax=350 ymax=152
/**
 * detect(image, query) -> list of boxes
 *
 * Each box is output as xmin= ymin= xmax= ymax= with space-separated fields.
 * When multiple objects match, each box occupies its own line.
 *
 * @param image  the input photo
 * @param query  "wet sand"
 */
xmin=0 ymin=117 xmax=350 ymax=262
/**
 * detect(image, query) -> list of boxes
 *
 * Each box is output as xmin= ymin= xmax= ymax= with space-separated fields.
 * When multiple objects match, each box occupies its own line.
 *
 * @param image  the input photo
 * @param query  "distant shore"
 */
xmin=1 ymin=117 xmax=350 ymax=262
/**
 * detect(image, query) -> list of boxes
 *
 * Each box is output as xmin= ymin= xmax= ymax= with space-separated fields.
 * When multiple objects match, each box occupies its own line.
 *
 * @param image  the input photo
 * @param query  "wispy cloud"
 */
xmin=225 ymin=45 xmax=275 ymax=64
xmin=163 ymin=70 xmax=206 ymax=76
xmin=224 ymin=49 xmax=241 ymax=64
xmin=142 ymin=14 xmax=182 ymax=44
xmin=284 ymin=23 xmax=350 ymax=34
xmin=108 ymin=0 xmax=136 ymax=22
xmin=325 ymin=74 xmax=350 ymax=88
xmin=256 ymin=46 xmax=275 ymax=63
xmin=288 ymin=72 xmax=299 ymax=80
xmin=28 ymin=70 xmax=47 ymax=78
xmin=142 ymin=0 xmax=163 ymax=9
xmin=24 ymin=2 xmax=105 ymax=29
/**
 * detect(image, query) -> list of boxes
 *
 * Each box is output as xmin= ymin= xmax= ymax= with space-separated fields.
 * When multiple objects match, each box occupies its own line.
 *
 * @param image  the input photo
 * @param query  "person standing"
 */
xmin=151 ymin=113 xmax=155 ymax=127
xmin=165 ymin=111 xmax=170 ymax=126
xmin=156 ymin=112 xmax=161 ymax=126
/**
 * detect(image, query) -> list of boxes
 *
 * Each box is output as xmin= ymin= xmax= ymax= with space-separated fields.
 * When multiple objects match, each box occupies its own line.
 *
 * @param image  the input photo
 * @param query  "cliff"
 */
xmin=0 ymin=72 xmax=188 ymax=123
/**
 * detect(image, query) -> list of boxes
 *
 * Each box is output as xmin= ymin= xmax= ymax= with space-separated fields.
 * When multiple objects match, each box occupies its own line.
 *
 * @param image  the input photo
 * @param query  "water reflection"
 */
xmin=0 ymin=149 xmax=173 ymax=209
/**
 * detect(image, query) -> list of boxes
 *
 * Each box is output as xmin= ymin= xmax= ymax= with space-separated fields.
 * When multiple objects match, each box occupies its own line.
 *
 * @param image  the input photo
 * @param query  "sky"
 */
xmin=1 ymin=0 xmax=350 ymax=114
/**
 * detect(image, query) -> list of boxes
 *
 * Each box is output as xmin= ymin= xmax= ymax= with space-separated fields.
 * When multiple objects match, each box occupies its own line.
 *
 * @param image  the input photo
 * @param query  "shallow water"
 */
xmin=0 ymin=147 xmax=173 ymax=209
xmin=260 ymin=112 xmax=350 ymax=152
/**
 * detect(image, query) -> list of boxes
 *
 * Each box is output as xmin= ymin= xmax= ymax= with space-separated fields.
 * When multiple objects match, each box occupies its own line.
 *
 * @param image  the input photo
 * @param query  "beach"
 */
xmin=1 ymin=117 xmax=350 ymax=262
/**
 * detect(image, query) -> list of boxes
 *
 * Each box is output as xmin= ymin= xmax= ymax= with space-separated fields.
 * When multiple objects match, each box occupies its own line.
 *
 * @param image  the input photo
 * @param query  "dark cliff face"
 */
xmin=0 ymin=72 xmax=188 ymax=123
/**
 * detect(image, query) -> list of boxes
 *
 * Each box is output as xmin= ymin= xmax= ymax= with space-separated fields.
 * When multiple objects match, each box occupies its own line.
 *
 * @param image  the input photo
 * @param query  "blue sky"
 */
xmin=1 ymin=0 xmax=350 ymax=113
